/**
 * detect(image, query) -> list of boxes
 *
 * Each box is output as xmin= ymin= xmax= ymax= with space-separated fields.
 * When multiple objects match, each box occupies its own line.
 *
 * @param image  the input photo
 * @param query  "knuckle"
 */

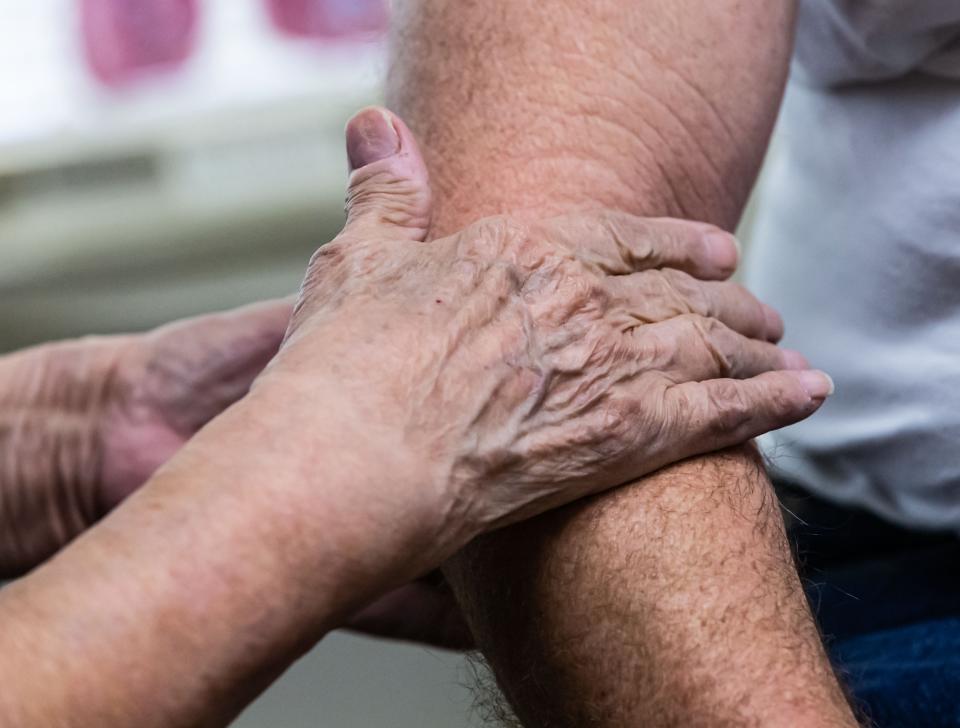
xmin=463 ymin=216 xmax=544 ymax=267
xmin=463 ymin=218 xmax=549 ymax=297
xmin=459 ymin=216 xmax=510 ymax=258
xmin=636 ymin=327 xmax=672 ymax=369
xmin=498 ymin=216 xmax=532 ymax=246
xmin=304 ymin=240 xmax=349 ymax=288
xmin=489 ymin=261 xmax=524 ymax=300
xmin=309 ymin=239 xmax=348 ymax=267
xmin=534 ymin=274 xmax=611 ymax=327
xmin=307 ymin=237 xmax=391 ymax=280
xmin=348 ymin=241 xmax=389 ymax=277
xmin=579 ymin=274 xmax=612 ymax=307
xmin=347 ymin=170 xmax=430 ymax=232
xmin=595 ymin=208 xmax=627 ymax=233
xmin=595 ymin=208 xmax=642 ymax=238
xmin=682 ymin=314 xmax=733 ymax=375
xmin=660 ymin=269 xmax=708 ymax=313
xmin=684 ymin=312 xmax=723 ymax=340
xmin=584 ymin=396 xmax=641 ymax=459
xmin=660 ymin=386 xmax=698 ymax=440
xmin=599 ymin=210 xmax=656 ymax=267
xmin=706 ymin=380 xmax=754 ymax=434
xmin=295 ymin=240 xmax=355 ymax=324
xmin=615 ymin=270 xmax=658 ymax=301
xmin=605 ymin=397 xmax=640 ymax=442
xmin=595 ymin=208 xmax=627 ymax=227
xmin=511 ymin=221 xmax=557 ymax=271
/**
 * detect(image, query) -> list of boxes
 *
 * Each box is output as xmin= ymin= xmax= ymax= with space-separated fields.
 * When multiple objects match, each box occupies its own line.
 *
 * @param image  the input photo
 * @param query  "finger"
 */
xmin=633 ymin=314 xmax=802 ymax=382
xmin=289 ymin=109 xmax=433 ymax=329
xmin=537 ymin=210 xmax=740 ymax=280
xmin=609 ymin=269 xmax=785 ymax=342
xmin=145 ymin=299 xmax=294 ymax=431
xmin=663 ymin=369 xmax=834 ymax=456
xmin=340 ymin=106 xmax=433 ymax=243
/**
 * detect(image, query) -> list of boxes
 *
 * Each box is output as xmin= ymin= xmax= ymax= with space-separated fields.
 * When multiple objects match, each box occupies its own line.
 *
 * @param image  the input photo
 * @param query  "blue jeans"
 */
xmin=780 ymin=484 xmax=960 ymax=727
xmin=832 ymin=618 xmax=960 ymax=727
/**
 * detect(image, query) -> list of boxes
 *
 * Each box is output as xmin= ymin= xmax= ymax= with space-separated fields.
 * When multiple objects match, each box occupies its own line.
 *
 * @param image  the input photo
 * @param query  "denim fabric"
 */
xmin=830 ymin=618 xmax=960 ymax=727
xmin=779 ymin=483 xmax=960 ymax=726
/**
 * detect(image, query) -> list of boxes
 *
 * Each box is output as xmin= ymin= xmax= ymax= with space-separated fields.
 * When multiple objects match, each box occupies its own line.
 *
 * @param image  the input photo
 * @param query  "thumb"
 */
xmin=342 ymin=106 xmax=432 ymax=242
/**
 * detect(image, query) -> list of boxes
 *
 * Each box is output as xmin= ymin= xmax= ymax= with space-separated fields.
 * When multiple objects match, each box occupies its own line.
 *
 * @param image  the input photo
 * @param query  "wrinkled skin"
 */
xmin=259 ymin=108 xmax=829 ymax=562
xmin=0 ymin=290 xmax=466 ymax=647
xmin=99 ymin=301 xmax=293 ymax=511
xmin=285 ymin=214 xmax=789 ymax=532
xmin=0 ymin=301 xmax=291 ymax=576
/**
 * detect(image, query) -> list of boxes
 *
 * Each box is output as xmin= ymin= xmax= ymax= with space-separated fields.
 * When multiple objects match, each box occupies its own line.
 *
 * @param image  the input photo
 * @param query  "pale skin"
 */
xmin=0 ymin=110 xmax=830 ymax=726
xmin=388 ymin=0 xmax=859 ymax=725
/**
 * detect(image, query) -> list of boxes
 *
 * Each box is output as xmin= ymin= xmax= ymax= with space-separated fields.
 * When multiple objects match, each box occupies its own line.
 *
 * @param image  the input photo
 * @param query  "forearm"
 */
xmin=0 ymin=380 xmax=435 ymax=727
xmin=390 ymin=0 xmax=787 ymax=235
xmin=0 ymin=337 xmax=123 ymax=576
xmin=449 ymin=453 xmax=852 ymax=726
xmin=389 ymin=0 xmax=854 ymax=724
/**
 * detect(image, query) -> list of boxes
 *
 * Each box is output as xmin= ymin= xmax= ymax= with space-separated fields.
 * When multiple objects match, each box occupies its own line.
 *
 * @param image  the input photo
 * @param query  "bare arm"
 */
xmin=390 ymin=0 xmax=787 ymax=234
xmin=389 ymin=1 xmax=856 ymax=724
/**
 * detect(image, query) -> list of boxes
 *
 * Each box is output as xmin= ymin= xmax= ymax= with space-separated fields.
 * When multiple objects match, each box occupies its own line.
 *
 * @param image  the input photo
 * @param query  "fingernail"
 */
xmin=781 ymin=348 xmax=809 ymax=370
xmin=795 ymin=370 xmax=835 ymax=399
xmin=346 ymin=107 xmax=400 ymax=171
xmin=703 ymin=230 xmax=740 ymax=273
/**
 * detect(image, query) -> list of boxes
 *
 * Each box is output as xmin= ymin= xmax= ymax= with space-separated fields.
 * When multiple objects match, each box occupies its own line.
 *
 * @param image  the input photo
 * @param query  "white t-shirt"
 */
xmin=746 ymin=0 xmax=960 ymax=530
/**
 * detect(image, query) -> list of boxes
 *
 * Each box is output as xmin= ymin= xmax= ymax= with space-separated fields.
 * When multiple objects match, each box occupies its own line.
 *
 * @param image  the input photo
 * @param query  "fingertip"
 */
xmin=702 ymin=229 xmax=740 ymax=279
xmin=346 ymin=107 xmax=401 ymax=171
xmin=792 ymin=369 xmax=835 ymax=401
xmin=341 ymin=107 xmax=433 ymax=242
xmin=763 ymin=303 xmax=785 ymax=342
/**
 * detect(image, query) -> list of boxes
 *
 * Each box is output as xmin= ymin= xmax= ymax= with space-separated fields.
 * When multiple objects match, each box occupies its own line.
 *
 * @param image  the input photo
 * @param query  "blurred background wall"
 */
xmin=0 ymin=1 xmax=485 ymax=726
xmin=1 ymin=0 xmax=374 ymax=350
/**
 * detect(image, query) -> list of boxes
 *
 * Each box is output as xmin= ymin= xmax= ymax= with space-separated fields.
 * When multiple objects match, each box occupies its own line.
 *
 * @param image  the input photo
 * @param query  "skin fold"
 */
xmin=387 ymin=0 xmax=858 ymax=725
xmin=0 ymin=301 xmax=291 ymax=577
xmin=0 ymin=109 xmax=828 ymax=727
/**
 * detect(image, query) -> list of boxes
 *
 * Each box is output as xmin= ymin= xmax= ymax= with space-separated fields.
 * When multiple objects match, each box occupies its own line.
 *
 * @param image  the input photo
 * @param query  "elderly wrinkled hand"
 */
xmin=0 ymin=300 xmax=291 ymax=576
xmin=256 ymin=108 xmax=832 ymax=559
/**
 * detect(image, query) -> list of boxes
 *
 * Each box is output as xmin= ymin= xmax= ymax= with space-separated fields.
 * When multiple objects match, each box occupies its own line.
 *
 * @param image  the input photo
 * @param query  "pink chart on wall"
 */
xmin=264 ymin=0 xmax=387 ymax=40
xmin=80 ymin=0 xmax=199 ymax=88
